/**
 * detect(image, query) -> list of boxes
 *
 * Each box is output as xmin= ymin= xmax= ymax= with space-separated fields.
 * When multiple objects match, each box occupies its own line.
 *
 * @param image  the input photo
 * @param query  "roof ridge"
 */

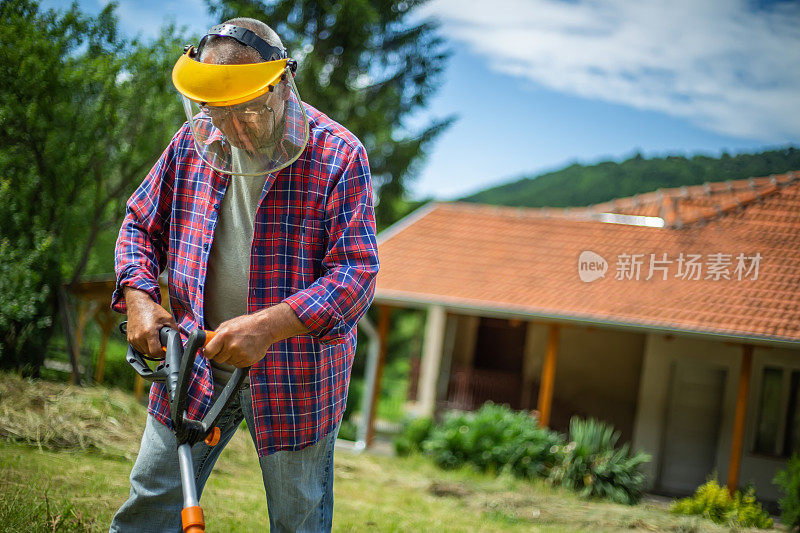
xmin=677 ymin=171 xmax=800 ymax=228
xmin=577 ymin=171 xmax=800 ymax=228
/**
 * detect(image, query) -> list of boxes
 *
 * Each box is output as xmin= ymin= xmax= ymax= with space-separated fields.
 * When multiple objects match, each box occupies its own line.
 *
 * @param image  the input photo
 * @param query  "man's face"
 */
xmin=201 ymin=51 xmax=290 ymax=153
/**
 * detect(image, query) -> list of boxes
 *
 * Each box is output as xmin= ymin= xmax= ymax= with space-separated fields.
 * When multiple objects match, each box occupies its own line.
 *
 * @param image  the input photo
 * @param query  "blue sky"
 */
xmin=40 ymin=0 xmax=800 ymax=200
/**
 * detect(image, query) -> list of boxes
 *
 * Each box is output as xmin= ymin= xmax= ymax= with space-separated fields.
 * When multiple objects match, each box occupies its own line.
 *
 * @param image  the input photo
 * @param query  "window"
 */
xmin=754 ymin=366 xmax=800 ymax=457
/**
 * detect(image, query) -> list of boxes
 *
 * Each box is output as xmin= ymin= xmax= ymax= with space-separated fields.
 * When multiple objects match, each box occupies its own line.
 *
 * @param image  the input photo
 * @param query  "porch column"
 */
xmin=536 ymin=323 xmax=560 ymax=427
xmin=727 ymin=343 xmax=754 ymax=495
xmin=366 ymin=305 xmax=391 ymax=446
xmin=417 ymin=305 xmax=446 ymax=417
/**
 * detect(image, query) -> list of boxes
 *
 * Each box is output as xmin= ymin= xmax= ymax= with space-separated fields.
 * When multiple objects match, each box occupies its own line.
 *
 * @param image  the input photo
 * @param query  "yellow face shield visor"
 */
xmin=171 ymin=26 xmax=309 ymax=177
xmin=172 ymin=52 xmax=288 ymax=107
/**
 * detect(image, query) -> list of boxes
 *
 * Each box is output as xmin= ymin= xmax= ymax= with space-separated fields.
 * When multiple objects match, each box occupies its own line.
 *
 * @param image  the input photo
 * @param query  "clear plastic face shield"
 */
xmin=172 ymin=24 xmax=310 ymax=177
xmin=180 ymin=72 xmax=308 ymax=176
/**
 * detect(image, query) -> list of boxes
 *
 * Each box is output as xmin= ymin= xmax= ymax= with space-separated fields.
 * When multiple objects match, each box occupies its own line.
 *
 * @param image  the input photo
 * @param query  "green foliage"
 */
xmin=400 ymin=406 xmax=651 ymax=505
xmin=0 ymin=0 xmax=186 ymax=372
xmin=774 ymin=453 xmax=800 ymax=529
xmin=547 ymin=417 xmax=650 ymax=505
xmin=0 ymin=231 xmax=58 ymax=374
xmin=337 ymin=418 xmax=358 ymax=441
xmin=343 ymin=376 xmax=363 ymax=426
xmin=394 ymin=415 xmax=433 ymax=456
xmin=463 ymin=147 xmax=800 ymax=208
xmin=670 ymin=478 xmax=773 ymax=529
xmin=206 ymin=0 xmax=453 ymax=228
xmin=423 ymin=402 xmax=563 ymax=479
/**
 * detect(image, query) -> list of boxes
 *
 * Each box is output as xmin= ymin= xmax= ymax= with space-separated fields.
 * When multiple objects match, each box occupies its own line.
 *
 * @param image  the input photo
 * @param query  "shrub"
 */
xmin=423 ymin=402 xmax=563 ymax=479
xmin=0 ymin=233 xmax=59 ymax=375
xmin=394 ymin=415 xmax=433 ymax=456
xmin=548 ymin=417 xmax=650 ymax=505
xmin=670 ymin=478 xmax=773 ymax=529
xmin=774 ymin=453 xmax=800 ymax=529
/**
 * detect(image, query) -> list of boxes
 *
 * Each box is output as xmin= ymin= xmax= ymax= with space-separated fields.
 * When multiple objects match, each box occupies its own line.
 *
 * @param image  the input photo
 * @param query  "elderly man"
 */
xmin=110 ymin=17 xmax=379 ymax=532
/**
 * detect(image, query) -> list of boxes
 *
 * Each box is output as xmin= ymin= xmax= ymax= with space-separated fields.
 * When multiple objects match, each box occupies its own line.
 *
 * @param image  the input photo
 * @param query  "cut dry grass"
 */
xmin=0 ymin=373 xmax=143 ymax=459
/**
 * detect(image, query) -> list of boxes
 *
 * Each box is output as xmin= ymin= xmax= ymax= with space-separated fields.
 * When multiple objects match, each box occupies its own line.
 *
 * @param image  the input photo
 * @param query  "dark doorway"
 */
xmin=444 ymin=317 xmax=525 ymax=410
xmin=473 ymin=317 xmax=526 ymax=373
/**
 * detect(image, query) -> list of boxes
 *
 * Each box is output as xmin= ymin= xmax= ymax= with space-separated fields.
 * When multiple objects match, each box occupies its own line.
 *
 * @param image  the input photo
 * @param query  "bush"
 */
xmin=395 ymin=405 xmax=653 ymax=504
xmin=394 ymin=416 xmax=433 ymax=456
xmin=0 ymin=233 xmax=59 ymax=375
xmin=548 ymin=417 xmax=650 ymax=505
xmin=774 ymin=453 xmax=800 ymax=529
xmin=671 ymin=478 xmax=773 ymax=529
xmin=423 ymin=402 xmax=563 ymax=479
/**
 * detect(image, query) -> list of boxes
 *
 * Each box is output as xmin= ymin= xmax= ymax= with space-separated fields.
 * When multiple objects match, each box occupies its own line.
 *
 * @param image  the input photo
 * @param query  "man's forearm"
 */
xmin=204 ymin=302 xmax=309 ymax=367
xmin=123 ymin=285 xmax=154 ymax=304
xmin=254 ymin=302 xmax=309 ymax=345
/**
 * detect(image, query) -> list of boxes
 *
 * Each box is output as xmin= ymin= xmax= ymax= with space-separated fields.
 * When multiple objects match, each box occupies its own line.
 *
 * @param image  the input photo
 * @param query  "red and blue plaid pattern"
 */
xmin=112 ymin=103 xmax=379 ymax=456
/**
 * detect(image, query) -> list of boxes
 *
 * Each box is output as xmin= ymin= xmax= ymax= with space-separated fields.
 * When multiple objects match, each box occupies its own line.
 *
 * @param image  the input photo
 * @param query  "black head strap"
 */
xmin=196 ymin=24 xmax=287 ymax=62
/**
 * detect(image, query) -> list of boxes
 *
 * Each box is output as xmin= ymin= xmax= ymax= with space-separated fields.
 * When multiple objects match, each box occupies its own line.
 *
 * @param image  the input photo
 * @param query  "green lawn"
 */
xmin=0 ymin=374 xmax=777 ymax=532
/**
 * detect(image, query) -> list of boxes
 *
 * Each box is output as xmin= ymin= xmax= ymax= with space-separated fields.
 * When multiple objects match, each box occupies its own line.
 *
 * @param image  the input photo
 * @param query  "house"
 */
xmin=371 ymin=171 xmax=800 ymax=500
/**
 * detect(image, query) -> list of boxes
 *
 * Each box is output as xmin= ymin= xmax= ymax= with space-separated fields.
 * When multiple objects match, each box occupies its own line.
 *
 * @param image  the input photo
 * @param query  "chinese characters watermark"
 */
xmin=578 ymin=250 xmax=762 ymax=283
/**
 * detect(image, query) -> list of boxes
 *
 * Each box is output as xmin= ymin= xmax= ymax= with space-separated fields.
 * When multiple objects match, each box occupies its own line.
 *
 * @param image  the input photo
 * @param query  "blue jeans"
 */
xmin=110 ymin=387 xmax=339 ymax=532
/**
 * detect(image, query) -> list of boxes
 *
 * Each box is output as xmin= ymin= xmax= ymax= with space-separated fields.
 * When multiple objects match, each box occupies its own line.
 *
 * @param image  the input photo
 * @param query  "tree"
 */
xmin=0 ymin=0 xmax=186 ymax=373
xmin=205 ymin=0 xmax=453 ymax=228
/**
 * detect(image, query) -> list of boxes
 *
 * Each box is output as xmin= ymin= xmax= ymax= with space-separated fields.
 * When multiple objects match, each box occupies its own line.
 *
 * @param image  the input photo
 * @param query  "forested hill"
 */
xmin=460 ymin=147 xmax=800 ymax=208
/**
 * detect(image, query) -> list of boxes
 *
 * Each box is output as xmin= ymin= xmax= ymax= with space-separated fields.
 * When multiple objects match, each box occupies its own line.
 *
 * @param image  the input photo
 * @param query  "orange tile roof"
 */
xmin=375 ymin=171 xmax=800 ymax=345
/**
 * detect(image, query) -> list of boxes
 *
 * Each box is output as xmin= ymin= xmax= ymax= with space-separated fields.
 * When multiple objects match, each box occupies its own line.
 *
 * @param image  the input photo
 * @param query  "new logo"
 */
xmin=578 ymin=251 xmax=608 ymax=282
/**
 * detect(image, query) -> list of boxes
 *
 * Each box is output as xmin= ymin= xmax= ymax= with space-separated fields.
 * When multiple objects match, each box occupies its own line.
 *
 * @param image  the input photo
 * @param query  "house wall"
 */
xmin=632 ymin=333 xmax=800 ymax=501
xmin=633 ymin=334 xmax=739 ymax=493
xmin=542 ymin=325 xmax=646 ymax=442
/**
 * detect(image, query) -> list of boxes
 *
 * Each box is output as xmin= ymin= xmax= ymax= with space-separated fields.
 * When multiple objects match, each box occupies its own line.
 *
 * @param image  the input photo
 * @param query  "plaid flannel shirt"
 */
xmin=112 ymin=103 xmax=379 ymax=456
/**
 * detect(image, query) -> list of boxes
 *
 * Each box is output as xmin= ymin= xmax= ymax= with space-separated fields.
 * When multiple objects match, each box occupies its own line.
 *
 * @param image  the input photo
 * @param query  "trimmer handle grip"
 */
xmin=126 ymin=344 xmax=167 ymax=383
xmin=120 ymin=322 xmax=182 ymax=383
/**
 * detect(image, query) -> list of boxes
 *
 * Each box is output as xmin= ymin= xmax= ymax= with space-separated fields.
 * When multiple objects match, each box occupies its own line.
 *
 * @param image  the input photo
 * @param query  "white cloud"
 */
xmin=421 ymin=0 xmax=800 ymax=141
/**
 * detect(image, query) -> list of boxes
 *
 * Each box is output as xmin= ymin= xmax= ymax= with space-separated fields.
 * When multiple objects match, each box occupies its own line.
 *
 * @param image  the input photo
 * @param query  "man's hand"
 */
xmin=205 ymin=302 xmax=309 ymax=368
xmin=124 ymin=286 xmax=179 ymax=359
